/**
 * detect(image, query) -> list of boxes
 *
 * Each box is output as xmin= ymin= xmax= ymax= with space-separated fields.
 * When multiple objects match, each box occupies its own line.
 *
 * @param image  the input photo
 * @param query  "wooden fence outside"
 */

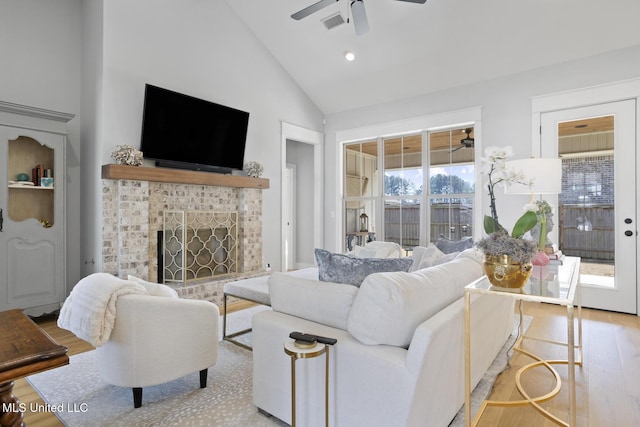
xmin=384 ymin=204 xmax=472 ymax=248
xmin=382 ymin=203 xmax=614 ymax=261
xmin=559 ymin=204 xmax=614 ymax=260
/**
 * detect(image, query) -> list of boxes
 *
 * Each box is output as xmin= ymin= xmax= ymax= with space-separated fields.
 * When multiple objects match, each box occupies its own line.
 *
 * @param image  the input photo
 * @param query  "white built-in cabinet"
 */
xmin=0 ymin=101 xmax=74 ymax=316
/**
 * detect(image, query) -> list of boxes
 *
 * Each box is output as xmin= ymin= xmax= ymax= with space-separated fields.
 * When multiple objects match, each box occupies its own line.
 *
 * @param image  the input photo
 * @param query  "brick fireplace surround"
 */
xmin=101 ymin=164 xmax=269 ymax=307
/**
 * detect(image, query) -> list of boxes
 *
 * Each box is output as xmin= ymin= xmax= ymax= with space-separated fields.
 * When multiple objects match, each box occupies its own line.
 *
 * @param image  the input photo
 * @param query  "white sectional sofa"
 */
xmin=252 ymin=249 xmax=515 ymax=427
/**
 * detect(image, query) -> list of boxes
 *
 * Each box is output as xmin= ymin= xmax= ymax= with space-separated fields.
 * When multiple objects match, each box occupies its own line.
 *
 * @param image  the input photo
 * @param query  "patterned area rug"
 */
xmin=27 ymin=307 xmax=528 ymax=426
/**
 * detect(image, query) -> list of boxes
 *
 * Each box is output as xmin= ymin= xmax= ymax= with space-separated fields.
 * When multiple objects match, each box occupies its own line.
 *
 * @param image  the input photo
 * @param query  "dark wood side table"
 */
xmin=0 ymin=309 xmax=69 ymax=427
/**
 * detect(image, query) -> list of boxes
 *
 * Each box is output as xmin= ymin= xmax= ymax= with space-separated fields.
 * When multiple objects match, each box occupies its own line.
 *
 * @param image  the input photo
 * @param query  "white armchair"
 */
xmin=95 ymin=287 xmax=219 ymax=408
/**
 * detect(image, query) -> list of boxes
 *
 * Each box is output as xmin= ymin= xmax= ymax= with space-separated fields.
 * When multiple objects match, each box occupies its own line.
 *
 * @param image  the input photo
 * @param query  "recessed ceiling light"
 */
xmin=344 ymin=51 xmax=355 ymax=62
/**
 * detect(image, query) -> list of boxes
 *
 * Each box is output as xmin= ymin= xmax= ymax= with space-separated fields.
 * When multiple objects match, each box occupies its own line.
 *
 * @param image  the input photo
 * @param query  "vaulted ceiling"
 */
xmin=226 ymin=0 xmax=640 ymax=114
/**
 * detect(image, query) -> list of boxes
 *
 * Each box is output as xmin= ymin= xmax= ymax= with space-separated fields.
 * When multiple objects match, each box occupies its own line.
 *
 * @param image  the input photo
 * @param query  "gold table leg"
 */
xmin=464 ymin=292 xmax=471 ymax=427
xmin=470 ymin=301 xmax=583 ymax=427
xmin=290 ymin=355 xmax=296 ymax=427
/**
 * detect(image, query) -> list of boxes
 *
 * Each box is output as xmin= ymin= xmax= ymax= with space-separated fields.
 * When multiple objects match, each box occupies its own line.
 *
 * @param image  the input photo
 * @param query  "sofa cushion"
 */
xmin=347 ymin=257 xmax=483 ymax=347
xmin=430 ymin=251 xmax=460 ymax=266
xmin=351 ymin=241 xmax=403 ymax=258
xmin=410 ymin=243 xmax=445 ymax=271
xmin=435 ymin=235 xmax=473 ymax=254
xmin=269 ymin=272 xmax=358 ymax=330
xmin=315 ymin=248 xmax=413 ymax=287
xmin=127 ymin=275 xmax=179 ymax=298
xmin=456 ymin=247 xmax=485 ymax=264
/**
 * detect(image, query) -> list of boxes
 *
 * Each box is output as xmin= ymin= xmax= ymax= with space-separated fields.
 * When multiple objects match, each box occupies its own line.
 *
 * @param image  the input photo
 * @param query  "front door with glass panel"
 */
xmin=540 ymin=100 xmax=636 ymax=314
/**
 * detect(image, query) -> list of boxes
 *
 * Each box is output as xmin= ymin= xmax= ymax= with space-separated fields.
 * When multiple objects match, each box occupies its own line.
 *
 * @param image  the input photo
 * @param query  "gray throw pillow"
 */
xmin=435 ymin=235 xmax=473 ymax=254
xmin=315 ymin=248 xmax=413 ymax=287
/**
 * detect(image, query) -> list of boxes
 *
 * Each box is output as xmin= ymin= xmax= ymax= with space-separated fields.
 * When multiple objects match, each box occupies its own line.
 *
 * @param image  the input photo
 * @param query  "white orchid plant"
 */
xmin=476 ymin=146 xmax=539 ymax=264
xmin=481 ymin=146 xmax=537 ymax=237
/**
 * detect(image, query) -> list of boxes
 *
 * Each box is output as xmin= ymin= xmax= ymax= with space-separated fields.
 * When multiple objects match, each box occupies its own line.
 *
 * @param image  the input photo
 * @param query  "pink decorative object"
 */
xmin=532 ymin=251 xmax=550 ymax=266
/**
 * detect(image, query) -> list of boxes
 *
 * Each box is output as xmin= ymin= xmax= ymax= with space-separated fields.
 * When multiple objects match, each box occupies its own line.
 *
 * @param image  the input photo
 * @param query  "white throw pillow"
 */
xmin=347 ymin=257 xmax=483 ymax=347
xmin=351 ymin=245 xmax=384 ymax=258
xmin=455 ymin=247 xmax=485 ymax=265
xmin=410 ymin=243 xmax=445 ymax=271
xmin=429 ymin=251 xmax=459 ymax=267
xmin=269 ymin=272 xmax=358 ymax=330
xmin=127 ymin=275 xmax=179 ymax=298
xmin=352 ymin=241 xmax=403 ymax=258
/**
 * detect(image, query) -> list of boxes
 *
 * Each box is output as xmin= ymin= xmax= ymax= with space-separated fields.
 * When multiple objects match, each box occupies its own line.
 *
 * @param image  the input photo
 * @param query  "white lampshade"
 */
xmin=504 ymin=158 xmax=562 ymax=195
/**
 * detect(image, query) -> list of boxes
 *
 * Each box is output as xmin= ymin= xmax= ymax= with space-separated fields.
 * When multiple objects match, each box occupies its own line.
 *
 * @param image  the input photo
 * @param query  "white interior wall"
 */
xmin=324 ymin=45 xmax=640 ymax=252
xmin=0 ymin=0 xmax=83 ymax=289
xmin=80 ymin=0 xmax=104 ymax=277
xmin=5 ymin=0 xmax=640 ymax=284
xmin=92 ymin=0 xmax=324 ymax=273
xmin=1 ymin=0 xmax=324 ymax=281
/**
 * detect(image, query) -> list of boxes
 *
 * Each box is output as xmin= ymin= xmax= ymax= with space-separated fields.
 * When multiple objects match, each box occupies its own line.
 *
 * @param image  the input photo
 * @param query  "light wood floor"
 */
xmin=477 ymin=302 xmax=640 ymax=427
xmin=12 ymin=301 xmax=640 ymax=426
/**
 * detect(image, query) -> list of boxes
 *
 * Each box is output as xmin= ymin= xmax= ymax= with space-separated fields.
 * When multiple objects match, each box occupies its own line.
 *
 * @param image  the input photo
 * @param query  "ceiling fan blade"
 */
xmin=451 ymin=145 xmax=465 ymax=153
xmin=395 ymin=0 xmax=427 ymax=3
xmin=351 ymin=0 xmax=370 ymax=36
xmin=291 ymin=0 xmax=338 ymax=20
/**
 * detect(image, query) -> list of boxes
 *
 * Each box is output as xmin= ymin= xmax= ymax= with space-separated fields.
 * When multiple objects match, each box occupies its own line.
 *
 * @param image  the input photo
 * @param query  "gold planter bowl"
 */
xmin=483 ymin=255 xmax=533 ymax=289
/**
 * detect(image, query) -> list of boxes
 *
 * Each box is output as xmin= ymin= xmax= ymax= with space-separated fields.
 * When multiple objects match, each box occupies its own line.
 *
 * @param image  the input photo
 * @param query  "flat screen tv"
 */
xmin=140 ymin=84 xmax=249 ymax=174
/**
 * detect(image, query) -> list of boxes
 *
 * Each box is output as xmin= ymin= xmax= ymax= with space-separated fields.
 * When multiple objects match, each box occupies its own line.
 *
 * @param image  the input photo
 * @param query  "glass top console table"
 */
xmin=464 ymin=256 xmax=582 ymax=427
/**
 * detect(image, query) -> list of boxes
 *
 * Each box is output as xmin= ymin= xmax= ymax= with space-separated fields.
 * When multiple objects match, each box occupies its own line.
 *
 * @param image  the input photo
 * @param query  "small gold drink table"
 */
xmin=464 ymin=256 xmax=582 ymax=427
xmin=284 ymin=339 xmax=330 ymax=427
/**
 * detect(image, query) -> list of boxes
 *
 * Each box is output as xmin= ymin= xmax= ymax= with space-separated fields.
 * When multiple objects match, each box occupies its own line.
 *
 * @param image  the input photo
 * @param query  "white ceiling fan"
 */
xmin=291 ymin=0 xmax=428 ymax=36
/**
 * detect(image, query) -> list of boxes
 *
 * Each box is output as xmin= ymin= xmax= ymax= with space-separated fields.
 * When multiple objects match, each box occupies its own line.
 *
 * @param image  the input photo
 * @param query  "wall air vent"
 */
xmin=322 ymin=12 xmax=346 ymax=30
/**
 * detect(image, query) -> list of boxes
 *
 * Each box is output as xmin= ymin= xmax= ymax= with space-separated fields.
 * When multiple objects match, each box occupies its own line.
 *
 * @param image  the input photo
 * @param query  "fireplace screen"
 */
xmin=162 ymin=210 xmax=238 ymax=283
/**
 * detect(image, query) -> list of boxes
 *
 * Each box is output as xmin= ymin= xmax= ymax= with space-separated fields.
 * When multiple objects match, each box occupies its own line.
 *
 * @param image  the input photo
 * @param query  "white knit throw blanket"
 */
xmin=58 ymin=273 xmax=147 ymax=347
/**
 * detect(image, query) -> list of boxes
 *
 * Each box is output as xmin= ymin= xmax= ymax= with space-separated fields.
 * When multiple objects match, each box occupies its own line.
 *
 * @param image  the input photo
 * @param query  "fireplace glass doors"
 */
xmin=162 ymin=210 xmax=238 ymax=283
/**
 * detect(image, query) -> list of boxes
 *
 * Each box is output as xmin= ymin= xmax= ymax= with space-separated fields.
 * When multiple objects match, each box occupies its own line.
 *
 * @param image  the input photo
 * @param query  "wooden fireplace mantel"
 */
xmin=102 ymin=164 xmax=269 ymax=189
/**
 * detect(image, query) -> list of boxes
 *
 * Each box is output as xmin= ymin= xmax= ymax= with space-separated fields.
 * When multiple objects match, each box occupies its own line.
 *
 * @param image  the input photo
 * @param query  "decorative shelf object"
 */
xmin=102 ymin=164 xmax=270 ymax=189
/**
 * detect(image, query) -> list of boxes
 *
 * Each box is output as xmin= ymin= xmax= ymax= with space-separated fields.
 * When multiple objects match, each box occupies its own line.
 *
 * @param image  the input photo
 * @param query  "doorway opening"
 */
xmin=280 ymin=122 xmax=323 ymax=272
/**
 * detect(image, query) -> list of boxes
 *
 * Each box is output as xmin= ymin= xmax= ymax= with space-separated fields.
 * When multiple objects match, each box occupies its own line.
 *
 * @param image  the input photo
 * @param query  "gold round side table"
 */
xmin=284 ymin=339 xmax=329 ymax=427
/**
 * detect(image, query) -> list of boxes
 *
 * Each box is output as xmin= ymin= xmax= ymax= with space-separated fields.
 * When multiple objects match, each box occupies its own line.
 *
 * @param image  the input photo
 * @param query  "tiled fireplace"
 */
xmin=101 ymin=164 xmax=269 ymax=306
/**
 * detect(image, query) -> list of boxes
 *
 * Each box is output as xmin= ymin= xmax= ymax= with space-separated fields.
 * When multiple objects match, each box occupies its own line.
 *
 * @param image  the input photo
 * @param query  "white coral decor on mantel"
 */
xmin=244 ymin=161 xmax=264 ymax=178
xmin=111 ymin=144 xmax=143 ymax=166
